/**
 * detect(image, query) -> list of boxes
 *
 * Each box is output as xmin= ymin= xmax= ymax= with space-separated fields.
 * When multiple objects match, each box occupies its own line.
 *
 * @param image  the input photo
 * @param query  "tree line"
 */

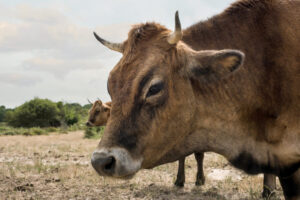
xmin=0 ymin=98 xmax=91 ymax=128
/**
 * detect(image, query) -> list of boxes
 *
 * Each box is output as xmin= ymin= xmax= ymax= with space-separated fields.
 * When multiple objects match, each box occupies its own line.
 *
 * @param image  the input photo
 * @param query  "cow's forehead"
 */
xmin=108 ymin=52 xmax=163 ymax=106
xmin=106 ymin=22 xmax=175 ymax=111
xmin=91 ymin=103 xmax=100 ymax=111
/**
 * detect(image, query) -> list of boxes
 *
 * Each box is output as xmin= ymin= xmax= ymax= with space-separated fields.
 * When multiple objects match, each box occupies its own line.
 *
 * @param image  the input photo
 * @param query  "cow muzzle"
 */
xmin=91 ymin=148 xmax=142 ymax=178
xmin=86 ymin=121 xmax=93 ymax=127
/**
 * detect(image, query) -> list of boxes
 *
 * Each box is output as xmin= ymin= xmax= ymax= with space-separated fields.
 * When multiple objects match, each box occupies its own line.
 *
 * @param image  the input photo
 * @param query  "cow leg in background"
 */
xmin=262 ymin=174 xmax=276 ymax=198
xmin=279 ymin=168 xmax=300 ymax=200
xmin=174 ymin=157 xmax=185 ymax=187
xmin=194 ymin=152 xmax=205 ymax=186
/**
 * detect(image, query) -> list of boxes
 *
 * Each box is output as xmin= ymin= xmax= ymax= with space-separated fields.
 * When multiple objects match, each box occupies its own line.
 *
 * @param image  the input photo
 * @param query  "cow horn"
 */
xmin=167 ymin=11 xmax=182 ymax=44
xmin=87 ymin=99 xmax=93 ymax=105
xmin=93 ymin=32 xmax=123 ymax=53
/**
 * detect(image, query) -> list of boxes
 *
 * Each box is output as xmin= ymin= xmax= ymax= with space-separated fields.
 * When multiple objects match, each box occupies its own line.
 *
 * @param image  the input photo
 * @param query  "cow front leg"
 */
xmin=194 ymin=152 xmax=205 ymax=186
xmin=262 ymin=174 xmax=276 ymax=198
xmin=279 ymin=168 xmax=300 ymax=200
xmin=174 ymin=157 xmax=185 ymax=187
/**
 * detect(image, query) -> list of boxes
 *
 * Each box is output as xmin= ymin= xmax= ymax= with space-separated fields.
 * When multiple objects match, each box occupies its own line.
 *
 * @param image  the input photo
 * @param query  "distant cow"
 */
xmin=91 ymin=0 xmax=300 ymax=199
xmin=86 ymin=100 xmax=206 ymax=187
xmin=86 ymin=100 xmax=111 ymax=127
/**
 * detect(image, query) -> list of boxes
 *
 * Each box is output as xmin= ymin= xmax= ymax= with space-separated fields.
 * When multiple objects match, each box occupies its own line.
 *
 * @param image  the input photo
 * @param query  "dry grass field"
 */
xmin=0 ymin=131 xmax=284 ymax=200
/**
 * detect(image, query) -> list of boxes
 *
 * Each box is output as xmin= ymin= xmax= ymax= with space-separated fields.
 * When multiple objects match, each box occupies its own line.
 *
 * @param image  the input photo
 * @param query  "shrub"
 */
xmin=0 ymin=124 xmax=48 ymax=136
xmin=3 ymin=110 xmax=14 ymax=123
xmin=57 ymin=102 xmax=80 ymax=126
xmin=7 ymin=98 xmax=60 ymax=128
xmin=67 ymin=123 xmax=83 ymax=131
xmin=45 ymin=127 xmax=58 ymax=133
xmin=0 ymin=106 xmax=6 ymax=122
xmin=2 ymin=98 xmax=90 ymax=133
xmin=84 ymin=126 xmax=105 ymax=139
xmin=30 ymin=127 xmax=46 ymax=135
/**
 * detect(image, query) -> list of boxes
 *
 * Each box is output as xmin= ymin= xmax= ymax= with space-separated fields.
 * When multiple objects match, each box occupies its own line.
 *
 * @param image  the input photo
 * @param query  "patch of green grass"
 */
xmin=0 ymin=125 xmax=27 ymax=136
xmin=84 ymin=126 xmax=105 ymax=139
xmin=0 ymin=125 xmax=48 ymax=136
xmin=31 ymin=127 xmax=47 ymax=135
xmin=0 ymin=122 xmax=87 ymax=136
xmin=45 ymin=127 xmax=59 ymax=132
xmin=67 ymin=123 xmax=85 ymax=131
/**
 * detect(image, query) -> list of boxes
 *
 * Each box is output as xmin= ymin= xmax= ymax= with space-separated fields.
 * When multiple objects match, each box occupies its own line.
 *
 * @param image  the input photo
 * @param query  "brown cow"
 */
xmin=91 ymin=0 xmax=300 ymax=199
xmin=86 ymin=100 xmax=206 ymax=187
xmin=86 ymin=100 xmax=111 ymax=127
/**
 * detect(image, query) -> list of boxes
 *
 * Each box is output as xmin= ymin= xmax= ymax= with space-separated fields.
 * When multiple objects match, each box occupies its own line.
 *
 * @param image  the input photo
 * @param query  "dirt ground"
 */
xmin=0 ymin=131 xmax=284 ymax=200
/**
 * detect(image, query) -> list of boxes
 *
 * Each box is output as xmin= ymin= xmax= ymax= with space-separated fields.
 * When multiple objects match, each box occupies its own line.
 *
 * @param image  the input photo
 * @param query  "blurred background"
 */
xmin=0 ymin=0 xmax=235 ymax=108
xmin=0 ymin=0 xmax=235 ymax=134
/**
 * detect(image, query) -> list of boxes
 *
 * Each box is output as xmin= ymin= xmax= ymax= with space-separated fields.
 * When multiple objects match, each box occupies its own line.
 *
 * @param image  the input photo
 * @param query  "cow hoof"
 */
xmin=174 ymin=180 xmax=184 ymax=187
xmin=195 ymin=178 xmax=205 ymax=186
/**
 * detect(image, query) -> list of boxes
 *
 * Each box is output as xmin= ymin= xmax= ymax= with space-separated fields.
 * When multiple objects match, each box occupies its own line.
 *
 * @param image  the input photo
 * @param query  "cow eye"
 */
xmin=95 ymin=110 xmax=100 ymax=115
xmin=146 ymin=82 xmax=164 ymax=98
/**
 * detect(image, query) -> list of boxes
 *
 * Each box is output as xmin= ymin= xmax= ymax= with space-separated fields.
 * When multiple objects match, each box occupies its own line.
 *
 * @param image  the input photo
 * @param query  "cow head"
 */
xmin=91 ymin=12 xmax=244 ymax=178
xmin=86 ymin=100 xmax=110 ymax=127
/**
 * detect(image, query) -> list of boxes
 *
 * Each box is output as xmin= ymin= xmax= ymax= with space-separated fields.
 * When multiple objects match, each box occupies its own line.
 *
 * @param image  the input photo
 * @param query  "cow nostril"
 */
xmin=104 ymin=156 xmax=115 ymax=171
xmin=86 ymin=121 xmax=93 ymax=127
xmin=91 ymin=153 xmax=116 ymax=175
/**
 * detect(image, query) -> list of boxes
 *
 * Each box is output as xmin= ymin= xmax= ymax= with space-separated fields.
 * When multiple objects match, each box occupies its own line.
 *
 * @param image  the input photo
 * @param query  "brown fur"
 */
xmin=95 ymin=0 xmax=300 ymax=199
xmin=87 ymin=100 xmax=111 ymax=126
xmin=89 ymin=100 xmax=205 ymax=187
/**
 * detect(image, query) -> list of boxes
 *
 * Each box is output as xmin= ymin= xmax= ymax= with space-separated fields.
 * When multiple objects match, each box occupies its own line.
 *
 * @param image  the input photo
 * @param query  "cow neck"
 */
xmin=179 ymin=8 xmax=276 ymax=169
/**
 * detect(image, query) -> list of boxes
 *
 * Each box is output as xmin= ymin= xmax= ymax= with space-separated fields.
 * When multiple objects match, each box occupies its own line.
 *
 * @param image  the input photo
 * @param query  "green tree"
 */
xmin=7 ymin=98 xmax=60 ymax=128
xmin=83 ymin=104 xmax=92 ymax=110
xmin=4 ymin=109 xmax=14 ymax=123
xmin=0 ymin=106 xmax=6 ymax=122
xmin=56 ymin=102 xmax=80 ymax=126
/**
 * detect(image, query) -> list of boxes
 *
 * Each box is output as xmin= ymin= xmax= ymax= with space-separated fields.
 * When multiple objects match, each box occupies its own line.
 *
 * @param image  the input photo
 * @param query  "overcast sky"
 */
xmin=0 ymin=0 xmax=235 ymax=108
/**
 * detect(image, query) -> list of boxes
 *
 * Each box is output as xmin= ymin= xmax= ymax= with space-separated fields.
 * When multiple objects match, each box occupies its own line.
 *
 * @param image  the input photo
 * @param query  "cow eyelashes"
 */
xmin=146 ymin=82 xmax=164 ymax=98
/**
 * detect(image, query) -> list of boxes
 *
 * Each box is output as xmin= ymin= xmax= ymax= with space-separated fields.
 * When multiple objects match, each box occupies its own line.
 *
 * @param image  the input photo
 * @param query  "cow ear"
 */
xmin=105 ymin=102 xmax=112 ymax=108
xmin=103 ymin=106 xmax=110 ymax=112
xmin=187 ymin=50 xmax=244 ymax=80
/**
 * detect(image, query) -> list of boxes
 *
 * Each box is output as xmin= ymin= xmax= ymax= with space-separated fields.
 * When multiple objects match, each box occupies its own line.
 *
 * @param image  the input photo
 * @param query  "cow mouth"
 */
xmin=86 ymin=121 xmax=94 ymax=127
